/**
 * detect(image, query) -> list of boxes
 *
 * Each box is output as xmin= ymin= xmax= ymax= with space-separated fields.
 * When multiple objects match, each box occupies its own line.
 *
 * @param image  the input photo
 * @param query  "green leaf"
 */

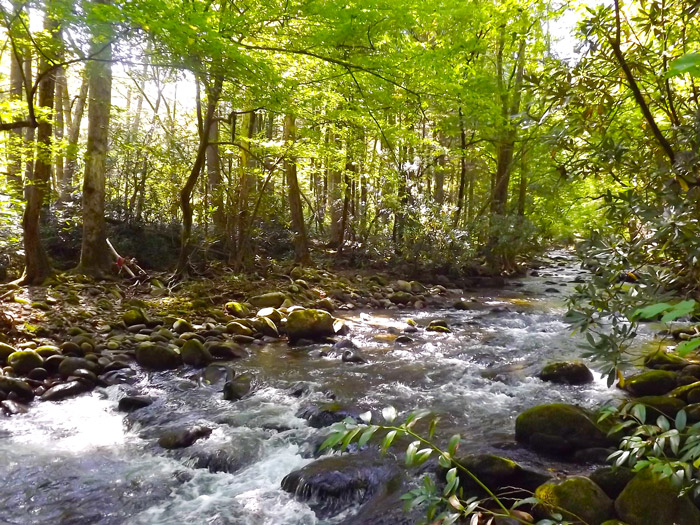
xmin=405 ymin=440 xmax=419 ymax=466
xmin=358 ymin=425 xmax=378 ymax=448
xmin=448 ymin=434 xmax=461 ymax=456
xmin=676 ymin=338 xmax=700 ymax=357
xmin=319 ymin=431 xmax=346 ymax=451
xmin=668 ymin=52 xmax=700 ymax=78
xmin=414 ymin=448 xmax=433 ymax=465
xmin=359 ymin=411 xmax=372 ymax=424
xmin=661 ymin=300 xmax=697 ymax=323
xmin=381 ymin=430 xmax=397 ymax=454
xmin=632 ymin=404 xmax=647 ymax=423
xmin=632 ymin=302 xmax=672 ymax=320
xmin=676 ymin=410 xmax=687 ymax=432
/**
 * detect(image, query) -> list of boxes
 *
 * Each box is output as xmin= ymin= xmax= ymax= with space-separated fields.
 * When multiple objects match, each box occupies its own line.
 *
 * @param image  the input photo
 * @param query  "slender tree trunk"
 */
xmin=517 ymin=148 xmax=528 ymax=218
xmin=7 ymin=0 xmax=24 ymax=197
xmin=24 ymin=51 xmax=35 ymax=184
xmin=54 ymin=65 xmax=65 ymax=195
xmin=233 ymin=109 xmax=256 ymax=269
xmin=283 ymin=114 xmax=311 ymax=264
xmin=176 ymin=76 xmax=222 ymax=275
xmin=453 ymin=108 xmax=468 ymax=228
xmin=207 ymin=107 xmax=225 ymax=235
xmin=21 ymin=8 xmax=57 ymax=284
xmin=78 ymin=0 xmax=113 ymax=277
xmin=61 ymin=71 xmax=88 ymax=200
xmin=328 ymin=132 xmax=343 ymax=246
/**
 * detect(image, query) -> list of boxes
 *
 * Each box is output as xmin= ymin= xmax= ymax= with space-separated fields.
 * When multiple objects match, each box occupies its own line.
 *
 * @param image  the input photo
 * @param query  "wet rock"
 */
xmin=535 ymin=476 xmax=613 ymax=525
xmin=180 ymin=339 xmax=213 ymax=367
xmin=206 ymin=341 xmax=247 ymax=360
xmin=615 ymin=470 xmax=700 ymax=525
xmin=173 ymin=318 xmax=194 ymax=334
xmin=1 ymin=399 xmax=28 ymax=415
xmin=453 ymin=299 xmax=474 ymax=310
xmin=342 ymin=350 xmax=367 ymax=364
xmin=27 ymin=367 xmax=48 ymax=381
xmin=589 ymin=467 xmax=635 ymax=499
xmin=223 ymin=374 xmax=253 ymax=401
xmin=7 ymin=350 xmax=43 ymax=375
xmin=296 ymin=402 xmax=359 ymax=428
xmin=441 ymin=454 xmax=550 ymax=496
xmin=36 ymin=345 xmax=61 ymax=358
xmin=0 ymin=377 xmax=35 ymax=401
xmin=539 ymin=360 xmax=594 ymax=385
xmin=515 ymin=403 xmax=612 ymax=456
xmin=0 ymin=343 xmax=16 ymax=365
xmin=41 ymin=380 xmax=90 ymax=401
xmin=249 ymin=292 xmax=287 ymax=309
xmin=135 ymin=343 xmax=181 ymax=370
xmin=252 ymin=316 xmax=279 ymax=338
xmin=202 ymin=364 xmax=234 ymax=385
xmin=394 ymin=335 xmax=414 ymax=344
xmin=224 ymin=301 xmax=250 ymax=317
xmin=388 ymin=291 xmax=413 ymax=305
xmin=123 ymin=308 xmax=148 ymax=327
xmin=624 ymin=370 xmax=678 ymax=396
xmin=333 ymin=339 xmax=357 ymax=351
xmin=544 ymin=287 xmax=561 ymax=293
xmin=225 ymin=322 xmax=254 ymax=337
xmin=426 ymin=319 xmax=450 ymax=333
xmin=70 ymin=368 xmax=98 ymax=386
xmin=58 ymin=357 xmax=98 ymax=377
xmin=158 ymin=425 xmax=212 ymax=449
xmin=100 ymin=368 xmax=138 ymax=385
xmin=286 ymin=309 xmax=335 ymax=343
xmin=281 ymin=455 xmax=401 ymax=519
xmin=573 ymin=447 xmax=615 ymax=464
xmin=643 ymin=350 xmax=688 ymax=371
xmin=682 ymin=364 xmax=700 ymax=380
xmin=118 ymin=395 xmax=154 ymax=412
xmin=394 ymin=280 xmax=412 ymax=293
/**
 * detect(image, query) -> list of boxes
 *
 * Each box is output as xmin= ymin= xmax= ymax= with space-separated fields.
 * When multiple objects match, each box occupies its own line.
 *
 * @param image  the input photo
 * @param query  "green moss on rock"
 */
xmin=225 ymin=322 xmax=254 ymax=337
xmin=515 ymin=403 xmax=612 ymax=455
xmin=123 ymin=308 xmax=148 ymax=327
xmin=624 ymin=396 xmax=686 ymax=419
xmin=535 ymin=476 xmax=613 ymax=525
xmin=7 ymin=350 xmax=43 ymax=375
xmin=615 ymin=470 xmax=700 ymax=525
xmin=625 ymin=370 xmax=678 ymax=396
xmin=249 ymin=292 xmax=286 ymax=309
xmin=643 ymin=350 xmax=688 ymax=371
xmin=135 ymin=343 xmax=181 ymax=370
xmin=286 ymin=309 xmax=335 ymax=343
xmin=0 ymin=343 xmax=16 ymax=364
xmin=539 ymin=360 xmax=594 ymax=385
xmin=181 ymin=339 xmax=213 ymax=367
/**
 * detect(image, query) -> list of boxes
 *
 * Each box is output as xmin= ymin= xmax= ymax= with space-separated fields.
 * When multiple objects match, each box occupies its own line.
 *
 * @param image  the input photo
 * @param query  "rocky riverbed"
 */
xmin=0 ymin=251 xmax=686 ymax=524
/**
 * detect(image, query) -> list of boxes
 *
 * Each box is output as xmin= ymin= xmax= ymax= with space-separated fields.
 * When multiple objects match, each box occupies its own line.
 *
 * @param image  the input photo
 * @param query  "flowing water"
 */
xmin=0 ymin=252 xmax=635 ymax=525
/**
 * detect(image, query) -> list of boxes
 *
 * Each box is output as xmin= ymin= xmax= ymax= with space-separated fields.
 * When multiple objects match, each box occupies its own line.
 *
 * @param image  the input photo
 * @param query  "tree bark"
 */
xmin=7 ymin=0 xmax=24 ymax=197
xmin=78 ymin=0 xmax=114 ymax=277
xmin=61 ymin=70 xmax=88 ymax=199
xmin=283 ymin=114 xmax=311 ymax=264
xmin=328 ymin=132 xmax=343 ymax=246
xmin=207 ymin=107 xmax=225 ymax=235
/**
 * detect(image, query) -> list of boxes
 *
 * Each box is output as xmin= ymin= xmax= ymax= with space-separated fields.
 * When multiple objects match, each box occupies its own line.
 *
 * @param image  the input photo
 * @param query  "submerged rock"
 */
xmin=286 ymin=309 xmax=335 ymax=343
xmin=180 ymin=339 xmax=213 ymax=367
xmin=342 ymin=350 xmax=367 ymax=364
xmin=41 ymin=380 xmax=90 ymax=401
xmin=538 ymin=360 xmax=594 ymax=385
xmin=426 ymin=319 xmax=451 ymax=333
xmin=535 ymin=476 xmax=613 ymax=525
xmin=158 ymin=425 xmax=212 ymax=449
xmin=281 ymin=455 xmax=401 ymax=518
xmin=118 ymin=395 xmax=155 ymax=412
xmin=223 ymin=374 xmax=253 ymax=401
xmin=615 ymin=470 xmax=700 ymax=525
xmin=0 ymin=377 xmax=35 ymax=401
xmin=296 ymin=402 xmax=359 ymax=428
xmin=515 ymin=403 xmax=612 ymax=455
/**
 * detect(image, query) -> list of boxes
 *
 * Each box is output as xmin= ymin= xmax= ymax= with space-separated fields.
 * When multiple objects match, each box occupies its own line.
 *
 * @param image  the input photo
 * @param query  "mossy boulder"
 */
xmin=181 ymin=339 xmax=213 ymax=367
xmin=441 ymin=454 xmax=550 ymax=496
xmin=123 ymin=308 xmax=148 ymax=327
xmin=515 ymin=403 xmax=612 ymax=455
xmin=643 ymin=350 xmax=688 ymax=371
xmin=615 ymin=470 xmax=700 ymax=525
xmin=225 ymin=322 xmax=254 ymax=337
xmin=286 ymin=309 xmax=335 ymax=343
xmin=389 ymin=291 xmax=413 ymax=305
xmin=427 ymin=319 xmax=451 ymax=333
xmin=0 ymin=377 xmax=35 ymax=401
xmin=257 ymin=307 xmax=283 ymax=324
xmin=535 ymin=476 xmax=613 ymax=525
xmin=173 ymin=318 xmax=194 ymax=334
xmin=589 ymin=467 xmax=635 ymax=499
xmin=7 ymin=350 xmax=43 ymax=375
xmin=252 ymin=316 xmax=279 ymax=337
xmin=539 ymin=360 xmax=594 ymax=385
xmin=249 ymin=292 xmax=286 ymax=309
xmin=135 ymin=343 xmax=181 ymax=370
xmin=0 ymin=343 xmax=16 ymax=364
xmin=35 ymin=345 xmax=61 ymax=358
xmin=223 ymin=374 xmax=253 ymax=400
xmin=224 ymin=301 xmax=250 ymax=318
xmin=624 ymin=396 xmax=686 ymax=419
xmin=624 ymin=370 xmax=678 ymax=396
xmin=158 ymin=425 xmax=212 ymax=449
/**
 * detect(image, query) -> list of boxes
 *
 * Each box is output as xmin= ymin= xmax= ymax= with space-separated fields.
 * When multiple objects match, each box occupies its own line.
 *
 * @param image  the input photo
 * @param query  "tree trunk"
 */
xmin=54 ymin=65 xmax=65 ymax=195
xmin=207 ymin=107 xmax=225 ymax=235
xmin=77 ymin=0 xmax=114 ymax=277
xmin=233 ymin=109 xmax=256 ymax=269
xmin=328 ymin=132 xmax=343 ymax=246
xmin=453 ymin=107 xmax=468 ymax=228
xmin=176 ymin=76 xmax=222 ymax=275
xmin=283 ymin=114 xmax=311 ymax=264
xmin=61 ymin=70 xmax=88 ymax=200
xmin=7 ymin=0 xmax=24 ymax=197
xmin=21 ymin=8 xmax=56 ymax=284
xmin=517 ymin=148 xmax=528 ymax=218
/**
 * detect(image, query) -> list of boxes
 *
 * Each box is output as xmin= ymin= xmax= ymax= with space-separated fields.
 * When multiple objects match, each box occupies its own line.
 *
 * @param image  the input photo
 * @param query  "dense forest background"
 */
xmin=1 ymin=0 xmax=699 ymax=285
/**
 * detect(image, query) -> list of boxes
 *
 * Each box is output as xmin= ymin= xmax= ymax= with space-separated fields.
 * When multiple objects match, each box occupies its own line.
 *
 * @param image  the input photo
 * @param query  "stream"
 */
xmin=0 ymin=251 xmax=632 ymax=524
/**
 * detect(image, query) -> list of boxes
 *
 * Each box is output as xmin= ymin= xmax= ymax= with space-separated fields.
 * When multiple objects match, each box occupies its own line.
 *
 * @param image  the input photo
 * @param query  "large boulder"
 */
xmin=223 ymin=374 xmax=253 ymax=401
xmin=589 ymin=467 xmax=635 ymax=499
xmin=249 ymin=292 xmax=286 ymax=309
xmin=7 ymin=350 xmax=43 ymax=375
xmin=180 ymin=339 xmax=213 ymax=367
xmin=41 ymin=380 xmax=91 ymax=401
xmin=535 ymin=476 xmax=614 ymax=525
xmin=158 ymin=425 xmax=212 ymax=449
xmin=286 ymin=309 xmax=335 ymax=343
xmin=224 ymin=301 xmax=250 ymax=318
xmin=624 ymin=370 xmax=678 ymax=396
xmin=281 ymin=455 xmax=401 ymax=519
xmin=515 ymin=403 xmax=612 ymax=455
xmin=615 ymin=470 xmax=700 ymax=525
xmin=0 ymin=343 xmax=17 ymax=364
xmin=643 ymin=350 xmax=688 ymax=371
xmin=135 ymin=343 xmax=181 ymax=370
xmin=539 ymin=361 xmax=594 ymax=385
xmin=624 ymin=396 xmax=686 ymax=419
xmin=58 ymin=357 xmax=98 ymax=377
xmin=0 ymin=377 xmax=35 ymax=401
xmin=123 ymin=308 xmax=148 ymax=327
